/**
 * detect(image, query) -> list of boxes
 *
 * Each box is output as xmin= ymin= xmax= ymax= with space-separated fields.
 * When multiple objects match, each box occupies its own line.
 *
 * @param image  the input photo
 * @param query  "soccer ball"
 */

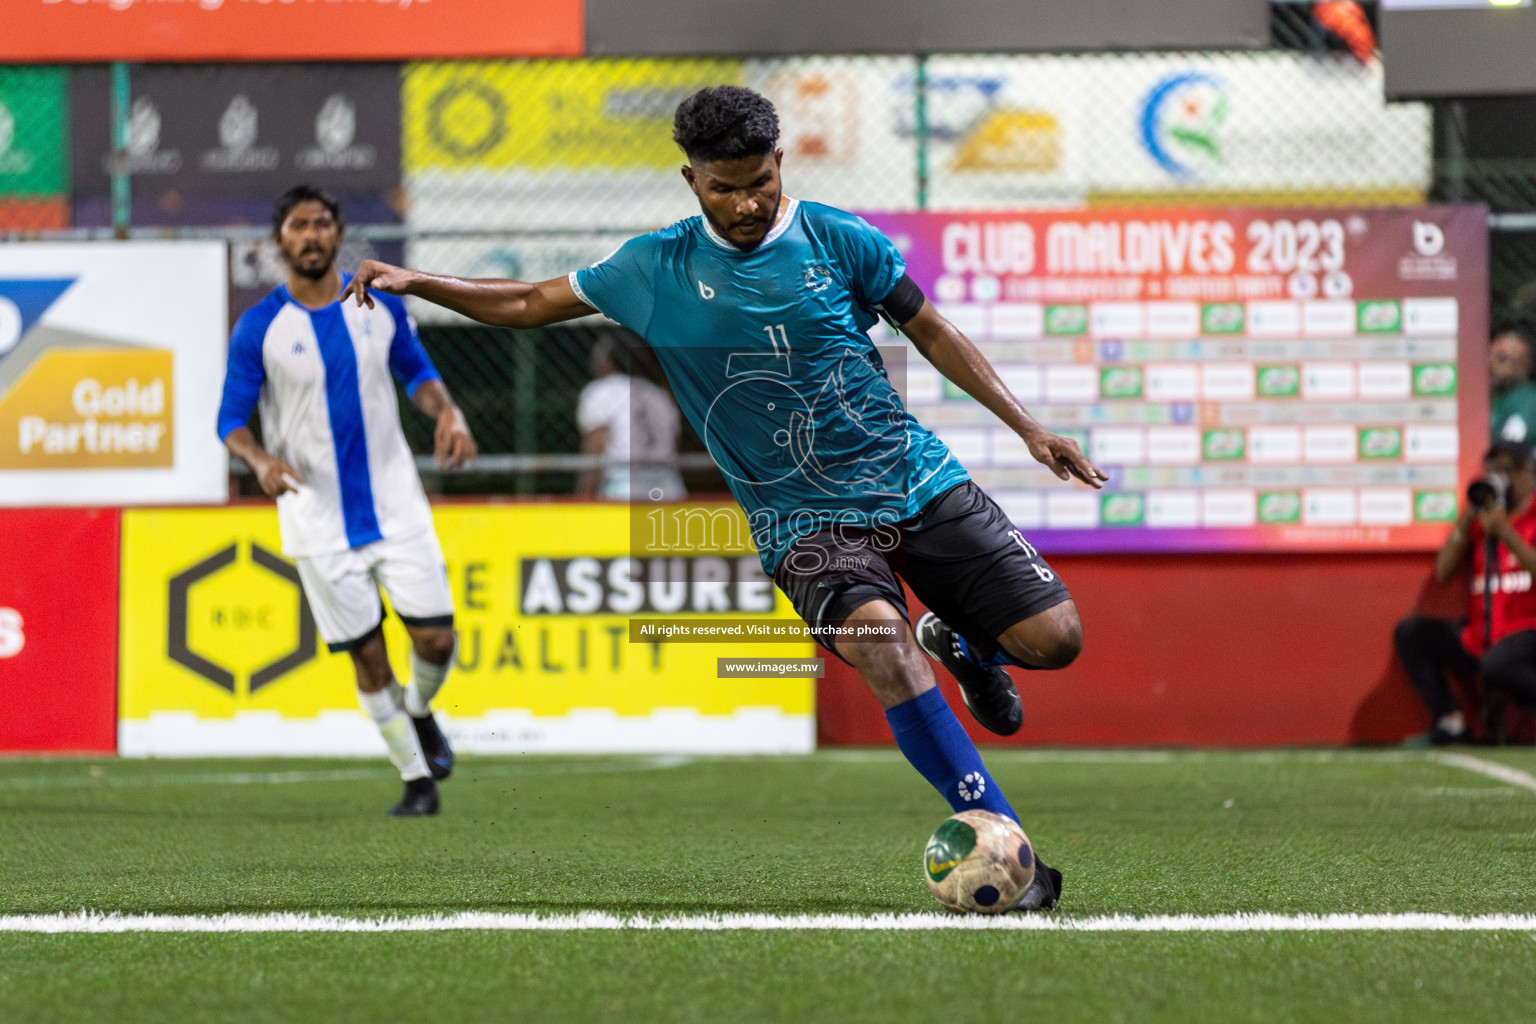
xmin=923 ymin=809 xmax=1035 ymax=914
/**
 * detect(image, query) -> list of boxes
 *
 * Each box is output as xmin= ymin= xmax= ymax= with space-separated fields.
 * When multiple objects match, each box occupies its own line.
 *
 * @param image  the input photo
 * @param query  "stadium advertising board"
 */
xmin=0 ymin=0 xmax=582 ymax=63
xmin=402 ymin=57 xmax=743 ymax=275
xmin=918 ymin=53 xmax=1429 ymax=207
xmin=0 ymin=509 xmax=119 ymax=753
xmin=0 ymin=67 xmax=70 ymax=231
xmin=0 ymin=242 xmax=228 ymax=506
xmin=72 ymin=64 xmax=404 ymax=322
xmin=862 ymin=205 xmax=1487 ymax=553
xmin=118 ymin=504 xmax=815 ymax=757
xmin=402 ymin=57 xmax=750 ymax=321
xmin=401 ymin=54 xmax=1429 ymax=312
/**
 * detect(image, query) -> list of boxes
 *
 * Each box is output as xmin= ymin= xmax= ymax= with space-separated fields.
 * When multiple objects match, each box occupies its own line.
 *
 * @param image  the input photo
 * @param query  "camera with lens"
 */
xmin=1467 ymin=474 xmax=1512 ymax=512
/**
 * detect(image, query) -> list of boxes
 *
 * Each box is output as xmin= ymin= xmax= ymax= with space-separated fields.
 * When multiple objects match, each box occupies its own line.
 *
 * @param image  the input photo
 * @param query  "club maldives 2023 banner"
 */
xmin=862 ymin=206 xmax=1488 ymax=553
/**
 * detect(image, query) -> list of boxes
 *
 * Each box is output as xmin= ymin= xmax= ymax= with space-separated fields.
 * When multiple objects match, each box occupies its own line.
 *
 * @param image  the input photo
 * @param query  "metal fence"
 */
xmin=6 ymin=3 xmax=1536 ymax=494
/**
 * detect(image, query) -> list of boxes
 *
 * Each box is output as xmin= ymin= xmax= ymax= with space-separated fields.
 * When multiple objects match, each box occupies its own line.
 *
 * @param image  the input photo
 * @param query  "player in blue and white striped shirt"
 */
xmin=218 ymin=186 xmax=476 ymax=817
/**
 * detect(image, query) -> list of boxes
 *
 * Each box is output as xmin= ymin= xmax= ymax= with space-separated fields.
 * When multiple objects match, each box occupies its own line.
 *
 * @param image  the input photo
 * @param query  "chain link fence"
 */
xmin=1426 ymin=96 xmax=1536 ymax=327
xmin=396 ymin=29 xmax=1436 ymax=490
xmin=0 ymin=66 xmax=70 ymax=234
xmin=8 ymin=2 xmax=1536 ymax=495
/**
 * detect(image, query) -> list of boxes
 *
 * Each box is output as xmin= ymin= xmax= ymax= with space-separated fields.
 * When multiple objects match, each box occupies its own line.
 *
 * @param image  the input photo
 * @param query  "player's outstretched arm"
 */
xmin=900 ymin=300 xmax=1108 ymax=488
xmin=343 ymin=260 xmax=593 ymax=329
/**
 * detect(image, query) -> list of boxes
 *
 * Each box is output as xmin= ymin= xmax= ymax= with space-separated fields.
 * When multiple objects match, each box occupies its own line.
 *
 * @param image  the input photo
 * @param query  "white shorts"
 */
xmin=295 ymin=529 xmax=455 ymax=651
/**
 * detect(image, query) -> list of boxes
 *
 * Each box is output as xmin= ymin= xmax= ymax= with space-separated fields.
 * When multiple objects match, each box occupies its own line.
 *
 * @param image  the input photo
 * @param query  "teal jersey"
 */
xmin=1493 ymin=381 xmax=1536 ymax=444
xmin=571 ymin=198 xmax=968 ymax=571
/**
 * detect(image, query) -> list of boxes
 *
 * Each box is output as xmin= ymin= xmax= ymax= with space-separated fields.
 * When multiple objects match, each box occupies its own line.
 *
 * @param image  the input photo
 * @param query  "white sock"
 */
xmin=358 ymin=683 xmax=430 ymax=781
xmin=404 ymin=647 xmax=453 ymax=718
xmin=1436 ymin=713 xmax=1466 ymax=735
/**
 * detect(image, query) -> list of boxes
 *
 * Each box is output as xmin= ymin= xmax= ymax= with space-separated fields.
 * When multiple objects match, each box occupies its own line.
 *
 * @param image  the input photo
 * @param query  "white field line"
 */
xmin=819 ymin=749 xmax=1430 ymax=765
xmin=0 ymin=756 xmax=693 ymax=792
xmin=3 ymin=911 xmax=1536 ymax=934
xmin=1433 ymin=753 xmax=1536 ymax=795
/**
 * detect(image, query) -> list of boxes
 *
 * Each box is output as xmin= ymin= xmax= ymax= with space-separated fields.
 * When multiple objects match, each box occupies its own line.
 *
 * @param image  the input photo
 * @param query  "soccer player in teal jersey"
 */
xmin=346 ymin=86 xmax=1107 ymax=910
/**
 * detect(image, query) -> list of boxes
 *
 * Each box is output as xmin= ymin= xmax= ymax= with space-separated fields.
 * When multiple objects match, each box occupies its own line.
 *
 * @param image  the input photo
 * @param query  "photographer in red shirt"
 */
xmin=1394 ymin=441 xmax=1536 ymax=744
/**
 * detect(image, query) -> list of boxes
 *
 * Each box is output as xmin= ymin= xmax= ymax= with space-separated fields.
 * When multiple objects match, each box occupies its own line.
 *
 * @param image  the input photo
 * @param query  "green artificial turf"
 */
xmin=2 ymin=749 xmax=1535 ymax=1022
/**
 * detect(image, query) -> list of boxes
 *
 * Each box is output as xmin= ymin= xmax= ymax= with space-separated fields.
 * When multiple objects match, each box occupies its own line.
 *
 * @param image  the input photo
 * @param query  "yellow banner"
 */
xmin=0 ymin=348 xmax=174 ymax=469
xmin=119 ymin=504 xmax=814 ymax=728
xmin=403 ymin=59 xmax=744 ymax=172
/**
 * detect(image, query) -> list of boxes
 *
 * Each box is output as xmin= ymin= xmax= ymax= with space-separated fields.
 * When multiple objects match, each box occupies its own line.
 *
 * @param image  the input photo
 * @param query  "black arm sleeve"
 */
xmin=874 ymin=273 xmax=926 ymax=328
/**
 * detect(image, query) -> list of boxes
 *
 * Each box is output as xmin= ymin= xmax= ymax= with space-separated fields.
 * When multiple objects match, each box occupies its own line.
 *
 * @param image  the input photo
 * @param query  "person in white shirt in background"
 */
xmin=218 ymin=185 xmax=476 ymax=817
xmin=576 ymin=336 xmax=687 ymax=502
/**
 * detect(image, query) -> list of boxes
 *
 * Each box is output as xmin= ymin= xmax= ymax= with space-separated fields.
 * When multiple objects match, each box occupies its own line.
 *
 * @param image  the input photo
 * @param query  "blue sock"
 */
xmin=956 ymin=634 xmax=1030 ymax=670
xmin=884 ymin=687 xmax=1018 ymax=822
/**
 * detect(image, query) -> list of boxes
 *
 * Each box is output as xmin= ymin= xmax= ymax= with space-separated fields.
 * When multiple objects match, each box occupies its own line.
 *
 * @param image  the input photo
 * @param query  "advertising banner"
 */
xmin=401 ymin=56 xmax=918 ymax=322
xmin=401 ymin=54 xmax=1429 ymax=319
xmin=0 ymin=241 xmax=228 ymax=506
xmin=920 ymin=53 xmax=1431 ymax=207
xmin=0 ymin=66 xmax=69 ymax=231
xmin=0 ymin=0 xmax=582 ymax=63
xmin=72 ymin=63 xmax=403 ymax=320
xmin=403 ymin=58 xmax=743 ymax=243
xmin=0 ymin=508 xmax=119 ymax=753
xmin=862 ymin=205 xmax=1488 ymax=553
xmin=118 ymin=504 xmax=816 ymax=757
xmin=73 ymin=64 xmax=401 ymax=227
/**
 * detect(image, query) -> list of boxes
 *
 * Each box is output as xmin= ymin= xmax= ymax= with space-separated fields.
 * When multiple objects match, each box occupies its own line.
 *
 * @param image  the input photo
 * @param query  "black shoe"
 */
xmin=1013 ymin=859 xmax=1063 ymax=912
xmin=915 ymin=612 xmax=1023 ymax=736
xmin=411 ymin=713 xmax=454 ymax=780
xmin=388 ymin=776 xmax=439 ymax=817
xmin=1429 ymin=723 xmax=1472 ymax=747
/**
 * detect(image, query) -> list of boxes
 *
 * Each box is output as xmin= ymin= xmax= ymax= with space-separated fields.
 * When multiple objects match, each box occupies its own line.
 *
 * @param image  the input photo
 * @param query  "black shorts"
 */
xmin=772 ymin=481 xmax=1072 ymax=660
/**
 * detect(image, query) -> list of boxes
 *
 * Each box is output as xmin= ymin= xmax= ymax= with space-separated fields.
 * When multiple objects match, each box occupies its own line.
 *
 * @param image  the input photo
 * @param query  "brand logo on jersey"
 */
xmin=291 ymin=341 xmax=305 ymax=355
xmin=698 ymin=281 xmax=715 ymax=300
xmin=802 ymin=265 xmax=832 ymax=293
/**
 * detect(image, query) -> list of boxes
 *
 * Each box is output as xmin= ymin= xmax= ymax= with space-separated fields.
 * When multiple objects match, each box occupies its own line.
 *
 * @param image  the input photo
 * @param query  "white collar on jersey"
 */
xmin=700 ymin=196 xmax=799 ymax=253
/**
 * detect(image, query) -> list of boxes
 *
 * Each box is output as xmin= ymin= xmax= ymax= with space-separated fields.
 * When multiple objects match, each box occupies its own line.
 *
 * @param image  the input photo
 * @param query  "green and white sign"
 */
xmin=0 ymin=67 xmax=69 ymax=197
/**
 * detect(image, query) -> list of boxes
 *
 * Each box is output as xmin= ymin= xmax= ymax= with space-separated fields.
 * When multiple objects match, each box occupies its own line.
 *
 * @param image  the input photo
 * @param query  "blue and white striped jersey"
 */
xmin=217 ymin=277 xmax=441 ymax=558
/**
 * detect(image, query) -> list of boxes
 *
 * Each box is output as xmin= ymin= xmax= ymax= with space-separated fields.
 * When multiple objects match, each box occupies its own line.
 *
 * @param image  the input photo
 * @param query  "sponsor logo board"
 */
xmin=865 ymin=204 xmax=1486 ymax=553
xmin=71 ymin=64 xmax=402 ymax=230
xmin=0 ymin=509 xmax=119 ymax=753
xmin=0 ymin=67 xmax=69 ymax=231
xmin=119 ymin=505 xmax=815 ymax=756
xmin=0 ymin=242 xmax=227 ymax=506
xmin=404 ymin=59 xmax=746 ymax=172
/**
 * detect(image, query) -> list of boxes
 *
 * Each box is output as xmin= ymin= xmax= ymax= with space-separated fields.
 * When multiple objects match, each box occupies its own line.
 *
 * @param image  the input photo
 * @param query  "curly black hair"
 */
xmin=672 ymin=86 xmax=779 ymax=163
xmin=273 ymin=184 xmax=343 ymax=235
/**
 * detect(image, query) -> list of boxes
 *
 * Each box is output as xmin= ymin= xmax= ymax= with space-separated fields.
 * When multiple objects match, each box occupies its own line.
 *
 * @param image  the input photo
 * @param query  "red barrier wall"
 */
xmin=0 ymin=509 xmax=120 ymax=753
xmin=818 ymin=553 xmax=1473 ymax=747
